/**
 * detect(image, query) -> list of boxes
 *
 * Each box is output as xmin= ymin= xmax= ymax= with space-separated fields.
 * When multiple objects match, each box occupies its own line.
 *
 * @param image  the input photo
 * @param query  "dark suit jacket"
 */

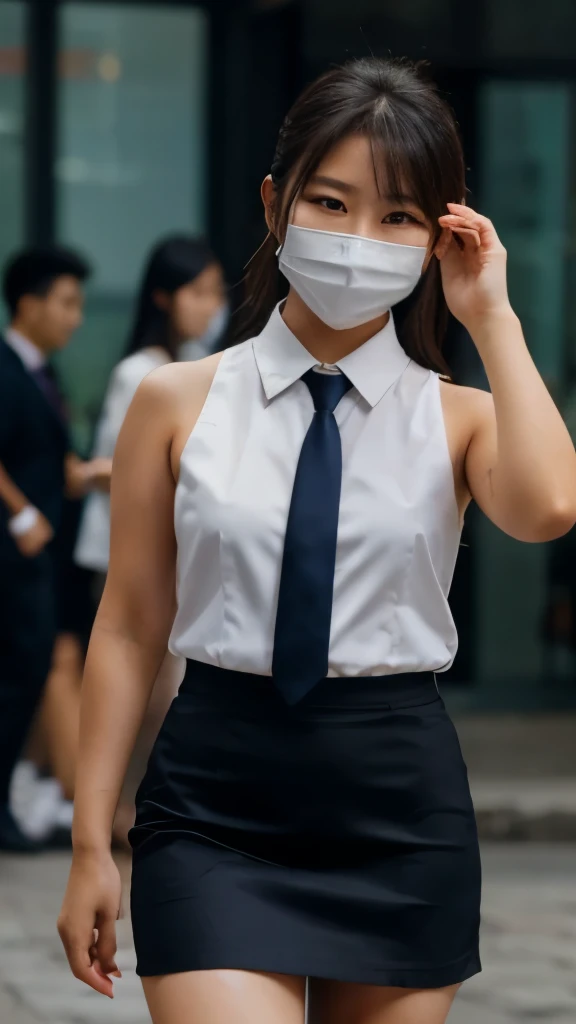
xmin=0 ymin=338 xmax=69 ymax=564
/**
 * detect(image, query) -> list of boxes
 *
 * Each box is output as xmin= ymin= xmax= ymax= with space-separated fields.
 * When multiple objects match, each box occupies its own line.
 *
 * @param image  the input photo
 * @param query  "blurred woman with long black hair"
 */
xmin=76 ymin=236 xmax=226 ymax=575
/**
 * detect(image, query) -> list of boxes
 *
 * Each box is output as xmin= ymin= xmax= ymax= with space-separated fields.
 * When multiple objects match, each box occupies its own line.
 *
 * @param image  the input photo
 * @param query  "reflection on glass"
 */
xmin=482 ymin=81 xmax=569 ymax=386
xmin=474 ymin=79 xmax=575 ymax=705
xmin=56 ymin=3 xmax=208 ymax=449
xmin=0 ymin=0 xmax=25 ymax=312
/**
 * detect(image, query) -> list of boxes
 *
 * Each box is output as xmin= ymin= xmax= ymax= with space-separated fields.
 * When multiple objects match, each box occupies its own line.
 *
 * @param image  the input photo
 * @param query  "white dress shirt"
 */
xmin=75 ymin=347 xmax=170 ymax=572
xmin=169 ymin=305 xmax=461 ymax=678
xmin=4 ymin=327 xmax=46 ymax=371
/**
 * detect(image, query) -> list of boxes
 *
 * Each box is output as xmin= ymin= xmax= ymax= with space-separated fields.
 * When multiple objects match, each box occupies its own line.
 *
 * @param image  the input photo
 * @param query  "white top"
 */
xmin=75 ymin=348 xmax=170 ymax=572
xmin=169 ymin=305 xmax=461 ymax=677
xmin=4 ymin=327 xmax=46 ymax=370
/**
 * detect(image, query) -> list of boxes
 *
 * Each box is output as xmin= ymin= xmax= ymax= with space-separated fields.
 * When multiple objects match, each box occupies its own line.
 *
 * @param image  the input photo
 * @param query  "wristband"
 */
xmin=8 ymin=505 xmax=40 ymax=538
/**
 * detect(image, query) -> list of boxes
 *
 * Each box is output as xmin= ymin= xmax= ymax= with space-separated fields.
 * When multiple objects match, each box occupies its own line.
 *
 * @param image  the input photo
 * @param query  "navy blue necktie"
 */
xmin=31 ymin=364 xmax=66 ymax=422
xmin=272 ymin=368 xmax=352 ymax=704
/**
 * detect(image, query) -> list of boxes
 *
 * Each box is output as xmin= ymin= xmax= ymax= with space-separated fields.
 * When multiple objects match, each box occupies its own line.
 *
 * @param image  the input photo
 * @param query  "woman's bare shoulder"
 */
xmin=118 ymin=352 xmax=223 ymax=441
xmin=127 ymin=353 xmax=225 ymax=475
xmin=126 ymin=351 xmax=223 ymax=424
xmin=139 ymin=351 xmax=223 ymax=400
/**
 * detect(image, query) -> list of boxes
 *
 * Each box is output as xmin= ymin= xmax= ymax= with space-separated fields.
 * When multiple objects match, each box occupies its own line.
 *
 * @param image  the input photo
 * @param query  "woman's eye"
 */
xmin=312 ymin=197 xmax=346 ymax=212
xmin=383 ymin=211 xmax=417 ymax=225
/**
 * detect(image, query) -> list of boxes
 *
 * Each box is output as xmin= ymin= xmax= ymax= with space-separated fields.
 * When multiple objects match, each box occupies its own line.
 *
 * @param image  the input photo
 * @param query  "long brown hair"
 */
xmin=237 ymin=57 xmax=466 ymax=375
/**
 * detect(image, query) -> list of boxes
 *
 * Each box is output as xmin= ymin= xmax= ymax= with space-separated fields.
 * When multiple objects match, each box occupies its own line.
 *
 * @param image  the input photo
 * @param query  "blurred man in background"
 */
xmin=0 ymin=247 xmax=101 ymax=851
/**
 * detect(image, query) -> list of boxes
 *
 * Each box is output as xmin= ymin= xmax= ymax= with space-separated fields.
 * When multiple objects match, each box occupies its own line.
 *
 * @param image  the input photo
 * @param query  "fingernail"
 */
xmin=113 ymin=970 xmax=122 ymax=978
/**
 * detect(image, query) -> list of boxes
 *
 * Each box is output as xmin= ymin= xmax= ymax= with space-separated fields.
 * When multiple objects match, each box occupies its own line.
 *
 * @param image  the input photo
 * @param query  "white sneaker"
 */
xmin=9 ymin=760 xmax=40 ymax=823
xmin=10 ymin=767 xmax=64 ymax=842
xmin=54 ymin=799 xmax=74 ymax=830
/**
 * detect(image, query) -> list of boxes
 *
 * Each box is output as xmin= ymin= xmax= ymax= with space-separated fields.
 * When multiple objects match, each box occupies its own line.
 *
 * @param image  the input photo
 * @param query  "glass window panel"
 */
xmin=487 ymin=0 xmax=576 ymax=58
xmin=56 ymin=3 xmax=208 ymax=450
xmin=482 ymin=82 xmax=570 ymax=384
xmin=475 ymin=80 xmax=576 ymax=704
xmin=305 ymin=0 xmax=454 ymax=65
xmin=0 ymin=0 xmax=26 ymax=315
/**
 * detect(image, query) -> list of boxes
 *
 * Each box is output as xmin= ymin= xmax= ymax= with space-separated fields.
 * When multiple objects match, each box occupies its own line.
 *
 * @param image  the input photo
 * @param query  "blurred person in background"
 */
xmin=12 ymin=495 xmax=102 ymax=847
xmin=58 ymin=57 xmax=576 ymax=1022
xmin=75 ymin=235 xmax=227 ymax=846
xmin=76 ymin=235 xmax=227 ymax=577
xmin=0 ymin=247 xmax=107 ymax=852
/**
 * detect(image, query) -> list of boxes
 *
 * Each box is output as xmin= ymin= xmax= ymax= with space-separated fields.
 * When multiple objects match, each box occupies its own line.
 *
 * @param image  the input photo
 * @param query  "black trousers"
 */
xmin=0 ymin=551 xmax=56 ymax=807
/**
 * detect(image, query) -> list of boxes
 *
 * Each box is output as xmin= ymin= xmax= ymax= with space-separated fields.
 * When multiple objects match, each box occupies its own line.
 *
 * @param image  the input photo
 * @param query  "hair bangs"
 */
xmin=366 ymin=107 xmax=444 ymax=241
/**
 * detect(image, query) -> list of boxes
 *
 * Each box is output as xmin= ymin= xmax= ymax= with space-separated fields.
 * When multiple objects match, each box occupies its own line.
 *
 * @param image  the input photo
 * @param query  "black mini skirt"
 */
xmin=129 ymin=659 xmax=481 ymax=988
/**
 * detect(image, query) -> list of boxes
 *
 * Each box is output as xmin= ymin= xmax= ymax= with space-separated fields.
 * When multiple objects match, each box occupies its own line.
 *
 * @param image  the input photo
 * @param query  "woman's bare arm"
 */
xmin=462 ymin=320 xmax=576 ymax=543
xmin=436 ymin=205 xmax=576 ymax=543
xmin=59 ymin=356 xmax=219 ymax=997
xmin=71 ymin=370 xmax=179 ymax=856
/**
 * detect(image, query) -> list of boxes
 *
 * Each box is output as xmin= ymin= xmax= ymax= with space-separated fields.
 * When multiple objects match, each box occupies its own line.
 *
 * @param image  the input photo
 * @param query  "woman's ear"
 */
xmin=433 ymin=228 xmax=453 ymax=262
xmin=261 ymin=175 xmax=276 ymax=236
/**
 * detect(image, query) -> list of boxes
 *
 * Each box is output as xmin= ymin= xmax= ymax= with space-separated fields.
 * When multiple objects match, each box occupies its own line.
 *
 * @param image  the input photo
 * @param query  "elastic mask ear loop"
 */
xmin=277 ymin=199 xmax=300 ymax=258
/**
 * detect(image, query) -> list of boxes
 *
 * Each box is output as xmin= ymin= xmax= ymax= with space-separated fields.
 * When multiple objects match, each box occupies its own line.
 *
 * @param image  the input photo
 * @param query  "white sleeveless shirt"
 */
xmin=169 ymin=305 xmax=461 ymax=677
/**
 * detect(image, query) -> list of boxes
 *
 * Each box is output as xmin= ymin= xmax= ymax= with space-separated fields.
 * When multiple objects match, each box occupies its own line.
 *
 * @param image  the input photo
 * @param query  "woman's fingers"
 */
xmin=446 ymin=202 xmax=489 ymax=229
xmin=60 ymin=933 xmax=114 ymax=997
xmin=439 ymin=221 xmax=482 ymax=250
xmin=445 ymin=203 xmax=505 ymax=251
xmin=95 ymin=912 xmax=121 ymax=978
xmin=58 ymin=916 xmax=120 ymax=998
xmin=436 ymin=223 xmax=482 ymax=258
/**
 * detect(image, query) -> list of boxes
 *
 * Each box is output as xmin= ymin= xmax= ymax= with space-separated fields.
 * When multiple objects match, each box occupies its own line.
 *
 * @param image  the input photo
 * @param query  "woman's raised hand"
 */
xmin=435 ymin=203 xmax=514 ymax=334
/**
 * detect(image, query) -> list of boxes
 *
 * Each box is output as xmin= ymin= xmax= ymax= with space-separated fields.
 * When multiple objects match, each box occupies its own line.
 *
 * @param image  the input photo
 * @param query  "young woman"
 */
xmin=58 ymin=58 xmax=576 ymax=1024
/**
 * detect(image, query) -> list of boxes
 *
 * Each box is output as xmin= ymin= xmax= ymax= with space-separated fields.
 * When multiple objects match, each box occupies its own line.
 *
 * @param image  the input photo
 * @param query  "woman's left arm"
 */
xmin=437 ymin=203 xmax=576 ymax=543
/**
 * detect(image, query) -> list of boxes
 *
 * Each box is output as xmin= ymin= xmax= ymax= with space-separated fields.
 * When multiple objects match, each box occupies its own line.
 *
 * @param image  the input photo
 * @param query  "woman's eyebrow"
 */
xmin=385 ymin=191 xmax=418 ymax=205
xmin=308 ymin=174 xmax=358 ymax=194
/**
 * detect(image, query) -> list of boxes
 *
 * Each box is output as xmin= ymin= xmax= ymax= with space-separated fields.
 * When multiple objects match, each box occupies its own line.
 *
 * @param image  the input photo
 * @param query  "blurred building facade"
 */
xmin=1 ymin=0 xmax=576 ymax=708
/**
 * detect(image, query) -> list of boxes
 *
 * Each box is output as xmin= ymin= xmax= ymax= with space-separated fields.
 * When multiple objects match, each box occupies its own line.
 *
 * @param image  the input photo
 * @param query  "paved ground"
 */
xmin=1 ymin=844 xmax=575 ymax=1023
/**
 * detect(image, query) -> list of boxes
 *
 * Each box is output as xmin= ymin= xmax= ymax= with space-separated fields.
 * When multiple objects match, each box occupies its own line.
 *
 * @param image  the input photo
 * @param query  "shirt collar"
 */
xmin=4 ymin=327 xmax=47 ymax=371
xmin=252 ymin=304 xmax=411 ymax=408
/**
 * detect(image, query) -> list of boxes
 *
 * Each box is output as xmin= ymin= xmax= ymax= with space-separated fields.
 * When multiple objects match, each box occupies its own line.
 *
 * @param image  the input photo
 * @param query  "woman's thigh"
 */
xmin=142 ymin=969 xmax=306 ymax=1024
xmin=309 ymin=980 xmax=460 ymax=1024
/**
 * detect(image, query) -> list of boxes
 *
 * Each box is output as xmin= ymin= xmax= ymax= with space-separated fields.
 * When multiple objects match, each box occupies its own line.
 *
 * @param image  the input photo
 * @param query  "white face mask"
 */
xmin=278 ymin=224 xmax=427 ymax=330
xmin=177 ymin=303 xmax=229 ymax=362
